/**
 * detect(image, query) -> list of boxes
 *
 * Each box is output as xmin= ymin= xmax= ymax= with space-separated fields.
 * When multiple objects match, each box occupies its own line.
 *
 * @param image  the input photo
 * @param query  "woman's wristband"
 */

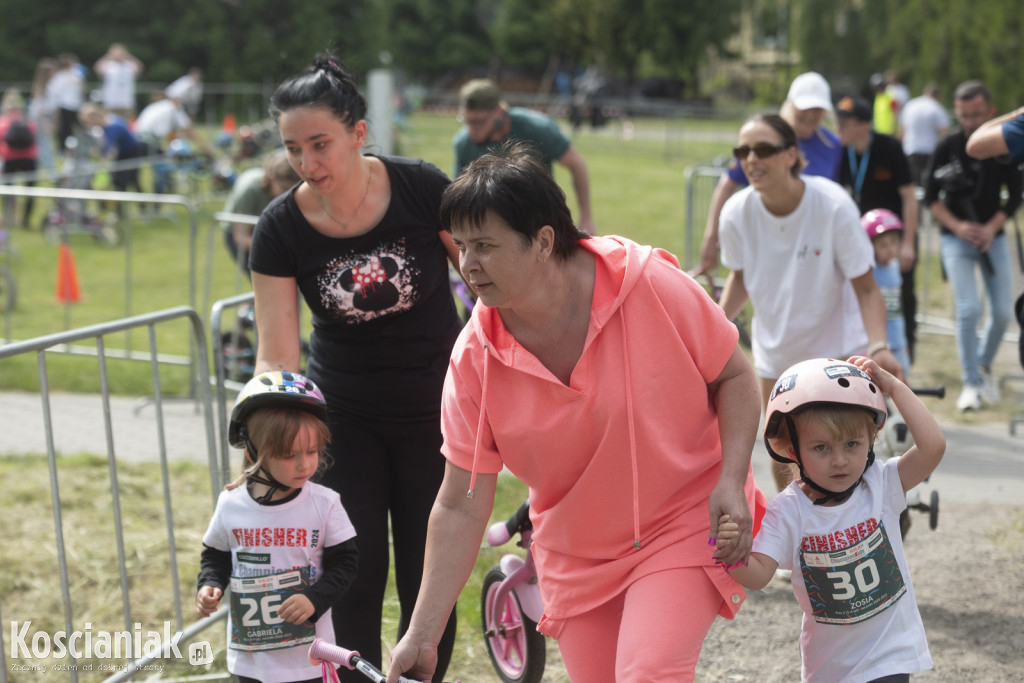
xmin=867 ymin=341 xmax=890 ymax=358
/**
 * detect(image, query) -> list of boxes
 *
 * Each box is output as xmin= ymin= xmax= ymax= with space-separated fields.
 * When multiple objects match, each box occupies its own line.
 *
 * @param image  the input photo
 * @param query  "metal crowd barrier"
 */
xmin=0 ymin=185 xmax=221 ymax=383
xmin=681 ymin=165 xmax=727 ymax=271
xmin=210 ymin=290 xmax=255 ymax=472
xmin=0 ymin=306 xmax=226 ymax=683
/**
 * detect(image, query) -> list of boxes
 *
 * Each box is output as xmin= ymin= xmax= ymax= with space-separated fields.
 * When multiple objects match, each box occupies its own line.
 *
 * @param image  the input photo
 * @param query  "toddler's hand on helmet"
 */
xmin=848 ymin=355 xmax=899 ymax=396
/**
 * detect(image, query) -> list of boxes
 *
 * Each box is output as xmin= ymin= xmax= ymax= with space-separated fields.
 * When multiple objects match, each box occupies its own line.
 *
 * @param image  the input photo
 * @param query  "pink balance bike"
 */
xmin=308 ymin=637 xmax=461 ymax=683
xmin=481 ymin=499 xmax=546 ymax=683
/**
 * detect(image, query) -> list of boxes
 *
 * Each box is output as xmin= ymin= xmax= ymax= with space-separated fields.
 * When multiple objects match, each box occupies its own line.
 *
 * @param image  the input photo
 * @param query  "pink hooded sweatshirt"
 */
xmin=442 ymin=235 xmax=760 ymax=628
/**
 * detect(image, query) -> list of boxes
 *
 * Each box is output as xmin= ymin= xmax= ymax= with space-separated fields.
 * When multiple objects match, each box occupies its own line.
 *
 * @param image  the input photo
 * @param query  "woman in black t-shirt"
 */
xmin=249 ymin=53 xmax=461 ymax=682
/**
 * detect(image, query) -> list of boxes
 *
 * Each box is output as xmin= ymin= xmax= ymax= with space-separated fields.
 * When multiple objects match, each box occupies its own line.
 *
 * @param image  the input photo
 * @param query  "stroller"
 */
xmin=41 ymin=133 xmax=120 ymax=246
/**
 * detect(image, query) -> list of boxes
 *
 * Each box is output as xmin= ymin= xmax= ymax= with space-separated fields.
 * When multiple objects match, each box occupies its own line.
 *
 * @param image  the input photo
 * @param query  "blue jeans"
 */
xmin=940 ymin=231 xmax=1013 ymax=386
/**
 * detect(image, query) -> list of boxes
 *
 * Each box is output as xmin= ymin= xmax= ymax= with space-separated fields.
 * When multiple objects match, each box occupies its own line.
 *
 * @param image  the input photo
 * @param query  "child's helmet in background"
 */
xmin=860 ymin=208 xmax=903 ymax=239
xmin=165 ymin=138 xmax=194 ymax=158
xmin=229 ymin=371 xmax=328 ymax=448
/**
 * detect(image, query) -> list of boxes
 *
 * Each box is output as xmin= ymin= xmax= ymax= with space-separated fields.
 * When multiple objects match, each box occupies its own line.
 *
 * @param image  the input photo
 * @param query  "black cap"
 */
xmin=835 ymin=95 xmax=873 ymax=122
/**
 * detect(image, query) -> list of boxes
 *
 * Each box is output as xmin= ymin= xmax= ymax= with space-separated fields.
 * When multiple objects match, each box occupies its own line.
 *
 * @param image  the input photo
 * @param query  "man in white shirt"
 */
xmin=165 ymin=68 xmax=204 ymax=115
xmin=899 ymin=83 xmax=951 ymax=187
xmin=94 ymin=44 xmax=143 ymax=119
xmin=134 ymin=93 xmax=203 ymax=194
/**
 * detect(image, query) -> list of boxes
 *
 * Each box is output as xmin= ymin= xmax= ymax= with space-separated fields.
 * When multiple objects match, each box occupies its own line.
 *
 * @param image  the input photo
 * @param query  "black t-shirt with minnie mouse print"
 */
xmin=250 ymin=155 xmax=462 ymax=422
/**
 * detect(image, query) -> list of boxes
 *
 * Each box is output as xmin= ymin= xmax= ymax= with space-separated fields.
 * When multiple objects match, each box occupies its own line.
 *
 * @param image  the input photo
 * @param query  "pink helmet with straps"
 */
xmin=764 ymin=358 xmax=887 ymax=504
xmin=765 ymin=358 xmax=887 ymax=441
xmin=860 ymin=208 xmax=903 ymax=240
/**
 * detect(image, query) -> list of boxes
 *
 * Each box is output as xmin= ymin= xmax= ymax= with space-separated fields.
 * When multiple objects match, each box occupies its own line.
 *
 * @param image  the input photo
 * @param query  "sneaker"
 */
xmin=956 ymin=384 xmax=983 ymax=412
xmin=774 ymin=568 xmax=792 ymax=582
xmin=980 ymin=369 xmax=1000 ymax=405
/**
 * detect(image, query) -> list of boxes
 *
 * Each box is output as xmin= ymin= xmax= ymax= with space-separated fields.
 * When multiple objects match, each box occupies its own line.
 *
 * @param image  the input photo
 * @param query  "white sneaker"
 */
xmin=980 ymin=369 xmax=1000 ymax=405
xmin=774 ymin=568 xmax=792 ymax=582
xmin=956 ymin=384 xmax=983 ymax=412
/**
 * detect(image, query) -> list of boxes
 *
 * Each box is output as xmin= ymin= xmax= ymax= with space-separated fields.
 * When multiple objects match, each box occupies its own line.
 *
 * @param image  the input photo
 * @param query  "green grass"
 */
xmin=1 ymin=109 xmax=1021 ymax=682
xmin=1 ymin=111 xmax=743 ymax=397
xmin=0 ymin=453 xmax=535 ymax=682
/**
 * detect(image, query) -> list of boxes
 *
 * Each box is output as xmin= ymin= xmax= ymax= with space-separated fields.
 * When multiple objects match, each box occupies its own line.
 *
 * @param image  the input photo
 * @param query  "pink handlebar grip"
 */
xmin=308 ymin=638 xmax=358 ymax=669
xmin=486 ymin=520 xmax=511 ymax=546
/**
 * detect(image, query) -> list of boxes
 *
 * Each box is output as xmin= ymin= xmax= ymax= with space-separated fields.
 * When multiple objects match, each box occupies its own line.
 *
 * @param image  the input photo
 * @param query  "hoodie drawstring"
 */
xmin=620 ymin=313 xmax=642 ymax=550
xmin=467 ymin=343 xmax=490 ymax=499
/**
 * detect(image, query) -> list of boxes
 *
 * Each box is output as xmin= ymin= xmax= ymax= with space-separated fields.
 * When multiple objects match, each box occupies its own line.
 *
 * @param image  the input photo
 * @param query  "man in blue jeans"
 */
xmin=925 ymin=81 xmax=1022 ymax=411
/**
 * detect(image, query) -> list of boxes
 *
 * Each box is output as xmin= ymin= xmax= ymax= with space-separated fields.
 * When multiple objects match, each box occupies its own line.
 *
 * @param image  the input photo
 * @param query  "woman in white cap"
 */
xmin=697 ymin=72 xmax=841 ymax=275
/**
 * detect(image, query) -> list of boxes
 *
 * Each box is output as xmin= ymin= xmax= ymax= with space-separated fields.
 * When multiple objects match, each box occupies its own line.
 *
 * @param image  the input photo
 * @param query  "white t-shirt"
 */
xmin=166 ymin=74 xmax=203 ymax=108
xmin=98 ymin=60 xmax=140 ymax=111
xmin=719 ymin=176 xmax=873 ymax=378
xmin=754 ymin=459 xmax=932 ymax=682
xmin=899 ymin=96 xmax=951 ymax=155
xmin=134 ymin=99 xmax=192 ymax=141
xmin=45 ymin=68 xmax=84 ymax=110
xmin=202 ymin=482 xmax=357 ymax=683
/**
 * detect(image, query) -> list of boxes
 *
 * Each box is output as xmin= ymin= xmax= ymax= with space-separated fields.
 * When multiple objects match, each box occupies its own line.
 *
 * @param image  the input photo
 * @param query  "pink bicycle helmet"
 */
xmin=228 ymin=371 xmax=328 ymax=448
xmin=860 ymin=208 xmax=903 ymax=239
xmin=764 ymin=358 xmax=887 ymax=504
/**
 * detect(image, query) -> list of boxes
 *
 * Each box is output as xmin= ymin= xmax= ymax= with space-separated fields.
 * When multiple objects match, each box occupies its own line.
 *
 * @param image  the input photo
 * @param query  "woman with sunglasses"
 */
xmin=697 ymin=72 xmax=841 ymax=277
xmin=717 ymin=113 xmax=902 ymax=494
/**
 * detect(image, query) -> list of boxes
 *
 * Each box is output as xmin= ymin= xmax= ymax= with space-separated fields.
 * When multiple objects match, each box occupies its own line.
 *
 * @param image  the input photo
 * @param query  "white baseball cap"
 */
xmin=787 ymin=72 xmax=833 ymax=112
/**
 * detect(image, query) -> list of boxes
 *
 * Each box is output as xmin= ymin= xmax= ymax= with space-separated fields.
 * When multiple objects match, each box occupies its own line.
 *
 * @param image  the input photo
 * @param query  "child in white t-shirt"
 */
xmin=716 ymin=356 xmax=944 ymax=682
xmin=196 ymin=371 xmax=358 ymax=683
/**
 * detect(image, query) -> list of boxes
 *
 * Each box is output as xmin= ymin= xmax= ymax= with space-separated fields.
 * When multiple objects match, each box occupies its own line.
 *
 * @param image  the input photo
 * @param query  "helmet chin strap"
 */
xmin=243 ymin=434 xmax=291 ymax=504
xmin=765 ymin=415 xmax=875 ymax=506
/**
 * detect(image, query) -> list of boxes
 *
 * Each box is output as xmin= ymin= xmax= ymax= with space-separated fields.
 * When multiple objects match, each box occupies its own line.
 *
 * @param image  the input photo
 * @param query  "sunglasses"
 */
xmin=732 ymin=142 xmax=791 ymax=159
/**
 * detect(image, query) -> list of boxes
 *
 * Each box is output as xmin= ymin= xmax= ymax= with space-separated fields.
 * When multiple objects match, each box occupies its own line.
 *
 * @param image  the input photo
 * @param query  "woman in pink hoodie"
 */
xmin=387 ymin=143 xmax=765 ymax=683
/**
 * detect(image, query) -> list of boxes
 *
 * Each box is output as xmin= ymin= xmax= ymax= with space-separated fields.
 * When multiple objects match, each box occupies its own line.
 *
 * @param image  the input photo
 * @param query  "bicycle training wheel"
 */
xmin=481 ymin=567 xmax=545 ymax=683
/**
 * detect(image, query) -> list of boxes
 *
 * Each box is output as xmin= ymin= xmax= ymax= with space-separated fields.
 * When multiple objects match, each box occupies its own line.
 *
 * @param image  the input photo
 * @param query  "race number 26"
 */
xmin=238 ymin=593 xmax=285 ymax=627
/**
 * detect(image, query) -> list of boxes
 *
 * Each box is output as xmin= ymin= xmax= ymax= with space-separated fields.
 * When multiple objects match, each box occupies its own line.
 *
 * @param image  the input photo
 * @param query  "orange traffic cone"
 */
xmin=56 ymin=243 xmax=81 ymax=303
xmin=222 ymin=113 xmax=237 ymax=134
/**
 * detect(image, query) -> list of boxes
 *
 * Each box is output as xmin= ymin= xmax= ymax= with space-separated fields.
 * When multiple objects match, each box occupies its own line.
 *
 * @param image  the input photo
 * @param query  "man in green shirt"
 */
xmin=453 ymin=79 xmax=595 ymax=234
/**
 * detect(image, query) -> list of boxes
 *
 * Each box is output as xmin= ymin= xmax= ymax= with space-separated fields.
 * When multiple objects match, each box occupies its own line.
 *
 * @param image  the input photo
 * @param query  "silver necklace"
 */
xmin=322 ymin=162 xmax=373 ymax=231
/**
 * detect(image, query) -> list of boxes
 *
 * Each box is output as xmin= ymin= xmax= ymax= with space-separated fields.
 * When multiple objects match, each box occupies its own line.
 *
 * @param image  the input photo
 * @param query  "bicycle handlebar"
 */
xmin=910 ymin=386 xmax=945 ymax=399
xmin=487 ymin=499 xmax=532 ymax=546
xmin=308 ymin=638 xmax=421 ymax=683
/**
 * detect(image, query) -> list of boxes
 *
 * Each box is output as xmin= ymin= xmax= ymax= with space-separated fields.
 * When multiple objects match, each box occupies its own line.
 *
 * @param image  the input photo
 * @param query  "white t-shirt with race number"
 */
xmin=753 ymin=458 xmax=932 ymax=682
xmin=202 ymin=482 xmax=356 ymax=682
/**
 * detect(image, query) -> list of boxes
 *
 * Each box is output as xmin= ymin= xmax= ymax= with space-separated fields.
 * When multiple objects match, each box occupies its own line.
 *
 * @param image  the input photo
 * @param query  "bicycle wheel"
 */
xmin=481 ymin=567 xmax=545 ymax=683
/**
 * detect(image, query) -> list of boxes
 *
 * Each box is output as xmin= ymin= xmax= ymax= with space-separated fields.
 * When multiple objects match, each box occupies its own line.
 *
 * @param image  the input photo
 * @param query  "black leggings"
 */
xmin=317 ymin=414 xmax=457 ymax=683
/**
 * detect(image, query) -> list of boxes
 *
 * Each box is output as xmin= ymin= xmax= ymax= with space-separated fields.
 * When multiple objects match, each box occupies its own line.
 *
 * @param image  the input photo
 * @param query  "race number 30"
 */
xmin=800 ymin=524 xmax=906 ymax=625
xmin=826 ymin=559 xmax=881 ymax=600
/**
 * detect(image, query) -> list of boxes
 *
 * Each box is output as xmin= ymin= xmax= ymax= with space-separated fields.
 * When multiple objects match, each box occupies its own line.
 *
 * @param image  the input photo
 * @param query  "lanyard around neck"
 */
xmin=847 ymin=133 xmax=873 ymax=204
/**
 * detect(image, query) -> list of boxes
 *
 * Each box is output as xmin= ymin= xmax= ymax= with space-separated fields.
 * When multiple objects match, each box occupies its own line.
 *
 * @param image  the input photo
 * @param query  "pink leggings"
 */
xmin=553 ymin=567 xmax=723 ymax=682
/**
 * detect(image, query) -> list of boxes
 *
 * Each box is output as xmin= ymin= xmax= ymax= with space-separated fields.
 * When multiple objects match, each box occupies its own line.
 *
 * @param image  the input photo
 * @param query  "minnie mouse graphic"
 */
xmin=339 ymin=255 xmax=400 ymax=311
